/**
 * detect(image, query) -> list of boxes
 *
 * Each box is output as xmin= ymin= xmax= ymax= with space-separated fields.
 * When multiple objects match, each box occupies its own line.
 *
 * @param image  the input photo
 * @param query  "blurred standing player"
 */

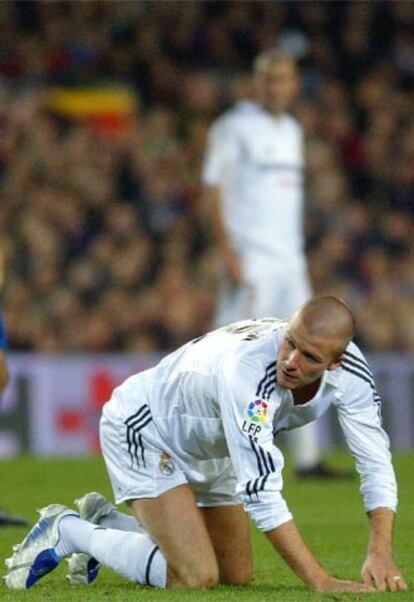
xmin=202 ymin=49 xmax=345 ymax=478
xmin=0 ymin=246 xmax=28 ymax=526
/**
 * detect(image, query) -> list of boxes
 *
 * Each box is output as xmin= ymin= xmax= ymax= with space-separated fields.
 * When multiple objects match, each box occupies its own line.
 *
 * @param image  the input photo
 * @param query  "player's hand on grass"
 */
xmin=362 ymin=553 xmax=407 ymax=592
xmin=315 ymin=576 xmax=375 ymax=593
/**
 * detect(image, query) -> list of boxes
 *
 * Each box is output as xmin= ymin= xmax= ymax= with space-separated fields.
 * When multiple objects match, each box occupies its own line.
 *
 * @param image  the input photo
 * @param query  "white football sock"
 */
xmin=56 ymin=515 xmax=95 ymax=557
xmin=57 ymin=516 xmax=167 ymax=587
xmin=99 ymin=508 xmax=143 ymax=532
xmin=90 ymin=527 xmax=166 ymax=587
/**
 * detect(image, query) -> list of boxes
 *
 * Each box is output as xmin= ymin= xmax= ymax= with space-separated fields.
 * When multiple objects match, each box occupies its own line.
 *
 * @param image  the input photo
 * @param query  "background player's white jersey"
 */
xmin=105 ymin=319 xmax=397 ymax=532
xmin=202 ymin=101 xmax=304 ymax=260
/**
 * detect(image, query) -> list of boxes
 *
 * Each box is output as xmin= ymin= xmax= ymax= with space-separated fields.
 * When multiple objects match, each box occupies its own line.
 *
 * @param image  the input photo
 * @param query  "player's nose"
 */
xmin=285 ymin=350 xmax=299 ymax=369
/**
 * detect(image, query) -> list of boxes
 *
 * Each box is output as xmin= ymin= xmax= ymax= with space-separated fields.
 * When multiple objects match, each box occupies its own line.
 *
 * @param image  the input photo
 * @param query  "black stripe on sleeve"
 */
xmin=134 ymin=415 xmax=152 ymax=432
xmin=126 ymin=424 xmax=134 ymax=468
xmin=125 ymin=404 xmax=151 ymax=425
xmin=251 ymin=477 xmax=261 ymax=497
xmin=260 ymin=474 xmax=270 ymax=491
xmin=266 ymin=452 xmax=275 ymax=472
xmin=262 ymin=372 xmax=276 ymax=399
xmin=342 ymin=355 xmax=374 ymax=381
xmin=249 ymin=436 xmax=264 ymax=476
xmin=258 ymin=446 xmax=270 ymax=474
xmin=343 ymin=350 xmax=373 ymax=372
xmin=132 ymin=428 xmax=140 ymax=468
xmin=341 ymin=364 xmax=374 ymax=388
xmin=125 ymin=408 xmax=151 ymax=429
xmin=341 ymin=364 xmax=382 ymax=417
xmin=256 ymin=362 xmax=276 ymax=397
xmin=138 ymin=433 xmax=146 ymax=467
xmin=263 ymin=383 xmax=276 ymax=401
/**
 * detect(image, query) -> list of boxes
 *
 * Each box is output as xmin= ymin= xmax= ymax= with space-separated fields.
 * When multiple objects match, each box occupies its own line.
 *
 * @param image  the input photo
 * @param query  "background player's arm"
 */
xmin=202 ymin=116 xmax=243 ymax=285
xmin=203 ymin=184 xmax=242 ymax=285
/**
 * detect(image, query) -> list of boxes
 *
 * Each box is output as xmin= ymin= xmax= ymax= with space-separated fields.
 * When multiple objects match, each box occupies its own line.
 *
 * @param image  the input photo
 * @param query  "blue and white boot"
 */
xmin=4 ymin=504 xmax=78 ymax=589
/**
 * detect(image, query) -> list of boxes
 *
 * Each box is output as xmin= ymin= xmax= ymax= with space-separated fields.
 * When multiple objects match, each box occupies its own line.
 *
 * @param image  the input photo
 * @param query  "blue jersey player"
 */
xmin=0 ymin=303 xmax=28 ymax=526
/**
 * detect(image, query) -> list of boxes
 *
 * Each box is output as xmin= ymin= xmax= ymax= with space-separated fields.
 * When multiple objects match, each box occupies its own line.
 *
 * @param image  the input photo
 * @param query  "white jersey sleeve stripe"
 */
xmin=341 ymin=363 xmax=382 ymax=414
xmin=343 ymin=349 xmax=373 ymax=370
xmin=246 ymin=473 xmax=271 ymax=500
xmin=343 ymin=352 xmax=375 ymax=379
xmin=262 ymin=373 xmax=277 ymax=400
xmin=249 ymin=436 xmax=267 ymax=476
xmin=256 ymin=361 xmax=276 ymax=397
xmin=248 ymin=436 xmax=277 ymax=482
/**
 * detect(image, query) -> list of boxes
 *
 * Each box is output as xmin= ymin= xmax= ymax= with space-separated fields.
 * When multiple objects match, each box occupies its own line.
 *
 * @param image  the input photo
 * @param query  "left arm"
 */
xmin=336 ymin=349 xmax=406 ymax=592
xmin=362 ymin=507 xmax=406 ymax=591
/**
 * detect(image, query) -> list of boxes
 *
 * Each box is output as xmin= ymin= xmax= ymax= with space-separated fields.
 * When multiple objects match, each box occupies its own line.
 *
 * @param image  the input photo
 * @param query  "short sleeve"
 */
xmin=202 ymin=117 xmax=242 ymax=187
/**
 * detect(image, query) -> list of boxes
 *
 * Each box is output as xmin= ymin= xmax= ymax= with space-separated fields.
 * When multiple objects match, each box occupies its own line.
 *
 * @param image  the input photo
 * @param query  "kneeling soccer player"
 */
xmin=5 ymin=296 xmax=407 ymax=593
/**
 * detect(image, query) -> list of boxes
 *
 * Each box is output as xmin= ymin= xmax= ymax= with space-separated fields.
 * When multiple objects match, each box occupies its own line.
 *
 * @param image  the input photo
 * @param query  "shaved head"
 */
xmin=277 ymin=296 xmax=355 ymax=390
xmin=291 ymin=296 xmax=355 ymax=359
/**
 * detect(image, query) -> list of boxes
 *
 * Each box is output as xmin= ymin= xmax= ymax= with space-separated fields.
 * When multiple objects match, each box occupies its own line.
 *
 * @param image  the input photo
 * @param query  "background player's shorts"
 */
xmin=100 ymin=401 xmax=241 ymax=507
xmin=215 ymin=253 xmax=311 ymax=326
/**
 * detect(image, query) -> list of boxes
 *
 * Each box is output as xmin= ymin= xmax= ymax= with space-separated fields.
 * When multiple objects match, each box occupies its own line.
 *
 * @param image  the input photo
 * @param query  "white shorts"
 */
xmin=215 ymin=253 xmax=311 ymax=325
xmin=100 ymin=402 xmax=241 ymax=507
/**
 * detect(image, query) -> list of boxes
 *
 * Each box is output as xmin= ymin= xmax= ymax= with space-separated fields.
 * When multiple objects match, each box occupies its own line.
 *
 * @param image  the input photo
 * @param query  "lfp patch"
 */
xmin=246 ymin=399 xmax=268 ymax=424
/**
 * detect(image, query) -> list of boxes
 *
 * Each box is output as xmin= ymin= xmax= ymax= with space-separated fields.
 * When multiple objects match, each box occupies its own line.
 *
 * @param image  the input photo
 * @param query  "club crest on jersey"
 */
xmin=242 ymin=399 xmax=268 ymax=437
xmin=159 ymin=452 xmax=175 ymax=476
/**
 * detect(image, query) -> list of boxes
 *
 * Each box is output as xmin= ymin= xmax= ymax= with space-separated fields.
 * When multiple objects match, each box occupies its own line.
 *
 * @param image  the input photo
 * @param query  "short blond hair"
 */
xmin=253 ymin=48 xmax=297 ymax=74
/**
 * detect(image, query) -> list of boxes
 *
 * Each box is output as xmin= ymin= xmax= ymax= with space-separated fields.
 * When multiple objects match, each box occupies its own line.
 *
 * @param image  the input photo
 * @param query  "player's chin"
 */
xmin=278 ymin=371 xmax=299 ymax=389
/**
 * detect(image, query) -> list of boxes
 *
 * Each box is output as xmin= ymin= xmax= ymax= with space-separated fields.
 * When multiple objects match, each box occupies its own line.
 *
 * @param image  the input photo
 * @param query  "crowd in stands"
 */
xmin=0 ymin=1 xmax=413 ymax=352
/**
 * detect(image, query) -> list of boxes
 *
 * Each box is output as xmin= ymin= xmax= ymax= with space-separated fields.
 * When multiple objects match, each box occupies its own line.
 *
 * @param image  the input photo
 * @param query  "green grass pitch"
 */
xmin=0 ymin=452 xmax=412 ymax=601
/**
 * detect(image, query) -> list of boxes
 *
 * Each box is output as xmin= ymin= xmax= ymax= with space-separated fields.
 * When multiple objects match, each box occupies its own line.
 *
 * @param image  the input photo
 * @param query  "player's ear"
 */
xmin=327 ymin=354 xmax=343 ymax=372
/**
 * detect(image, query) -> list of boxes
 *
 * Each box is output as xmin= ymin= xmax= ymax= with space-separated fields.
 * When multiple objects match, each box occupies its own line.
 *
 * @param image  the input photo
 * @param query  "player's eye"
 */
xmin=304 ymin=353 xmax=320 ymax=363
xmin=285 ymin=337 xmax=295 ymax=349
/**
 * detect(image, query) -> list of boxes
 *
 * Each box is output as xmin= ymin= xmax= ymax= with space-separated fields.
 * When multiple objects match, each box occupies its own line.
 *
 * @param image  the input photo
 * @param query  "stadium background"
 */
xmin=0 ymin=3 xmax=413 ymax=599
xmin=0 ymin=0 xmax=413 ymax=457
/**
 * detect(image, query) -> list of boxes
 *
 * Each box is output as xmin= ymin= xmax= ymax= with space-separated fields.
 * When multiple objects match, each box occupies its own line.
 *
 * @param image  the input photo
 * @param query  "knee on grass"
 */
xmin=220 ymin=567 xmax=253 ymax=586
xmin=169 ymin=563 xmax=219 ymax=589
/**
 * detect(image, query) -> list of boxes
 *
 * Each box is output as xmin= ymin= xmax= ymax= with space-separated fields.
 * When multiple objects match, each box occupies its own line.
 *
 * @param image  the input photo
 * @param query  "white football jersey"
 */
xmin=107 ymin=319 xmax=397 ymax=532
xmin=202 ymin=101 xmax=305 ymax=260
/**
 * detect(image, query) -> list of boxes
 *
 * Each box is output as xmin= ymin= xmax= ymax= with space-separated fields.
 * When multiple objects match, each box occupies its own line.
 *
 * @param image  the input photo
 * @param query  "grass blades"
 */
xmin=0 ymin=452 xmax=412 ymax=601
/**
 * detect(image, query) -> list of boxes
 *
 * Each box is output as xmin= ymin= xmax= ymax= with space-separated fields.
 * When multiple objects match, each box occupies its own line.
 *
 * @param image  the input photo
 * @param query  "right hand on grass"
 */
xmin=315 ymin=576 xmax=375 ymax=593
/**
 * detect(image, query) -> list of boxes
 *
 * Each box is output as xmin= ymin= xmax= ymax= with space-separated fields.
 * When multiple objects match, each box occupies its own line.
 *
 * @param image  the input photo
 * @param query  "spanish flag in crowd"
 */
xmin=47 ymin=85 xmax=137 ymax=134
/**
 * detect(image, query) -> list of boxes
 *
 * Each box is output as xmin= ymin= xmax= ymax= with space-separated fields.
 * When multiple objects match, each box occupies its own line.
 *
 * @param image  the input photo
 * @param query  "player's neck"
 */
xmin=258 ymin=101 xmax=285 ymax=118
xmin=292 ymin=378 xmax=321 ymax=405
